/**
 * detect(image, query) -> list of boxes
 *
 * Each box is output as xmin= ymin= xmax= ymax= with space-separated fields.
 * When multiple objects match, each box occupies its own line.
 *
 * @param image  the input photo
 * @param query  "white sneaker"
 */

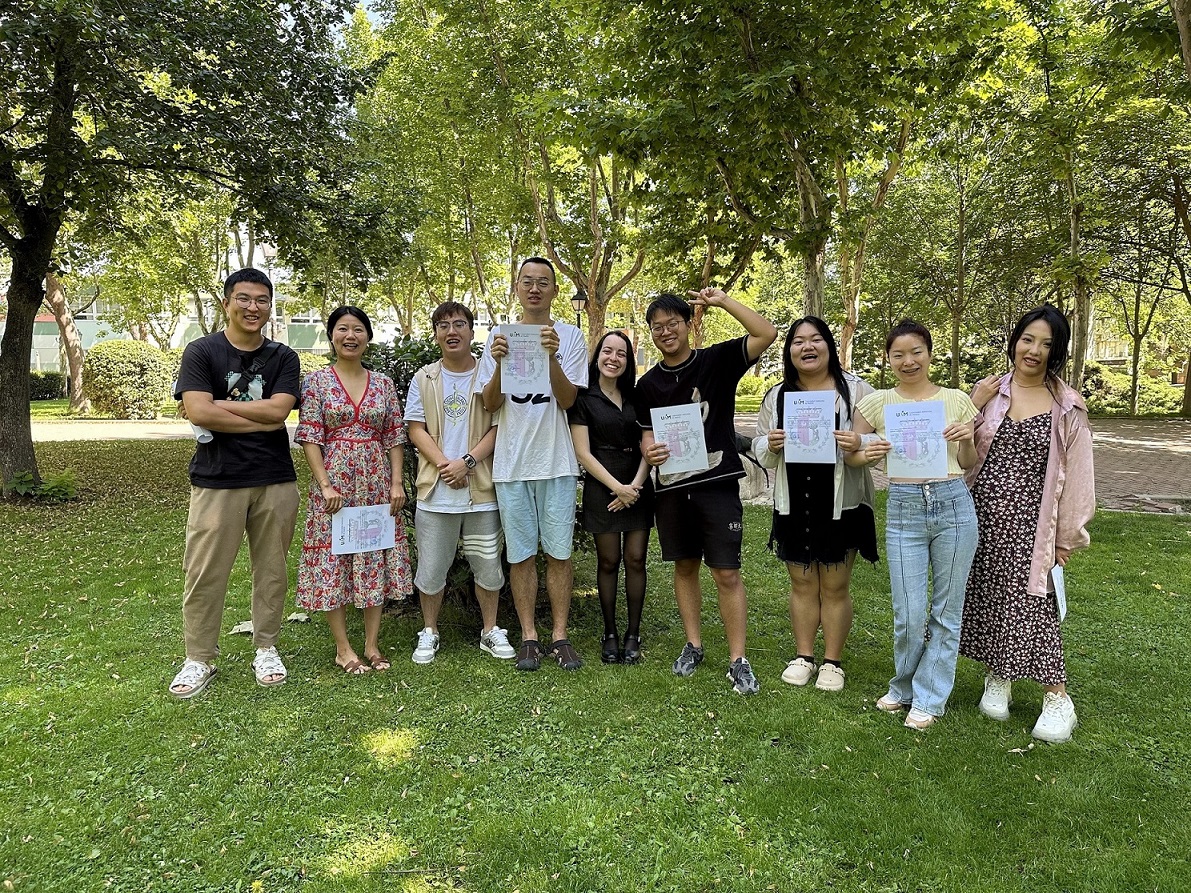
xmin=781 ymin=657 xmax=816 ymax=686
xmin=1031 ymin=692 xmax=1077 ymax=743
xmin=978 ymin=674 xmax=1013 ymax=721
xmin=815 ymin=663 xmax=846 ymax=692
xmin=411 ymin=628 xmax=440 ymax=665
xmin=479 ymin=626 xmax=516 ymax=659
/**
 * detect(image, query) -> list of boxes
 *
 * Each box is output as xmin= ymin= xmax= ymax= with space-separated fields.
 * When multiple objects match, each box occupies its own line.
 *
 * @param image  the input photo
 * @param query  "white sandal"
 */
xmin=169 ymin=660 xmax=217 ymax=699
xmin=252 ymin=647 xmax=287 ymax=687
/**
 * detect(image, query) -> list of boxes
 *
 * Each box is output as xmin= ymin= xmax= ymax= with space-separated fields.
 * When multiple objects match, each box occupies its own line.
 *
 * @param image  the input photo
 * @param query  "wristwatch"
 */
xmin=462 ymin=453 xmax=477 ymax=470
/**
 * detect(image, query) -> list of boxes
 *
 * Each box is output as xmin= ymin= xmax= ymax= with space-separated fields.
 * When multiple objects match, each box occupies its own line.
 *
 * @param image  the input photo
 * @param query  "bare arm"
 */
xmin=211 ymin=393 xmax=296 ymax=425
xmin=543 ymin=325 xmax=579 ymax=410
xmin=687 ymin=288 xmax=778 ymax=362
xmin=388 ymin=444 xmax=406 ymax=515
xmin=182 ymin=392 xmax=287 ymax=433
xmin=481 ymin=334 xmax=508 ymax=413
xmin=301 ymin=442 xmax=343 ymax=514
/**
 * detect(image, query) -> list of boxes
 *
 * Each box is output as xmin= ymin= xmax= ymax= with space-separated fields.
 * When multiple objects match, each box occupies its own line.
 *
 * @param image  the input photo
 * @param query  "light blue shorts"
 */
xmin=495 ymin=476 xmax=577 ymax=563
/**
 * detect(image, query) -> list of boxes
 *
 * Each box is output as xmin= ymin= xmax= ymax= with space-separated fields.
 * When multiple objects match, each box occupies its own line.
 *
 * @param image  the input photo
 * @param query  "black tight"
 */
xmin=594 ymin=529 xmax=648 ymax=638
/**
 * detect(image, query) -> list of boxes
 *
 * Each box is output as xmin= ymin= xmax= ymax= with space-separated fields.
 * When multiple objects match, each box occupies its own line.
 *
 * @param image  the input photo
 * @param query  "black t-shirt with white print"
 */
xmin=175 ymin=332 xmax=300 ymax=488
xmin=633 ymin=336 xmax=752 ymax=492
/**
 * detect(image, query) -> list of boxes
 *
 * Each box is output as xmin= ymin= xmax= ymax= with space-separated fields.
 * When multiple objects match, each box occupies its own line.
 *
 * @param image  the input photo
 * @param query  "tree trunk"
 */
xmin=1065 ymin=167 xmax=1092 ymax=390
xmin=803 ymin=235 xmax=827 ymax=319
xmin=1172 ymin=0 xmax=1191 ymax=82
xmin=1 ymin=245 xmax=55 ymax=488
xmin=1182 ymin=351 xmax=1191 ymax=416
xmin=1129 ymin=335 xmax=1142 ymax=416
xmin=43 ymin=272 xmax=90 ymax=413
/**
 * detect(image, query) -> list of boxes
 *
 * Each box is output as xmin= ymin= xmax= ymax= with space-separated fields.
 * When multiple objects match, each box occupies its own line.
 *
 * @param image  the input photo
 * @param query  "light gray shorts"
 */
xmin=413 ymin=507 xmax=505 ymax=594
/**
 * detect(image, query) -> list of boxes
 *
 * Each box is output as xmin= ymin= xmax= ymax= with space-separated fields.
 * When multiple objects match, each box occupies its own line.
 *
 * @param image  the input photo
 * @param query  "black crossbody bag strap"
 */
xmin=227 ymin=341 xmax=281 ymax=399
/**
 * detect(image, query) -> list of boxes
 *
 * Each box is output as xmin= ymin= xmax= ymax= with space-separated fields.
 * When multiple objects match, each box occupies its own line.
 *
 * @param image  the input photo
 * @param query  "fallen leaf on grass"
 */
xmin=286 ymin=612 xmax=310 ymax=622
xmin=229 ymin=620 xmax=253 ymax=635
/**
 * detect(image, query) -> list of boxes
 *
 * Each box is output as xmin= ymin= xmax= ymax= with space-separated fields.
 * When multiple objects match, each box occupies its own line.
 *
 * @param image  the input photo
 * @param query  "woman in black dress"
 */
xmin=569 ymin=331 xmax=654 ymax=664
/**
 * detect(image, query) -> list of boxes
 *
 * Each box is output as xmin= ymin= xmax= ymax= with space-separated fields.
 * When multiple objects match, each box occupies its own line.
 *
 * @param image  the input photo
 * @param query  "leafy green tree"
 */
xmin=0 ymin=0 xmax=357 ymax=488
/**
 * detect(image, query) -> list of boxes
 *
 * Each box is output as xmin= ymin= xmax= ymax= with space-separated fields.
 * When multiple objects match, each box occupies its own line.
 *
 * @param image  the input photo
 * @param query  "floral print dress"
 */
xmin=295 ymin=367 xmax=412 ymax=610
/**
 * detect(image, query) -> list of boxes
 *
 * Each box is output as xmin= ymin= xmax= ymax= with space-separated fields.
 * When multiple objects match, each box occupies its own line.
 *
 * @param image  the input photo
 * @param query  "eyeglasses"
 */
xmin=517 ymin=277 xmax=554 ymax=290
xmin=649 ymin=319 xmax=684 ymax=336
xmin=434 ymin=319 xmax=472 ymax=332
xmin=232 ymin=294 xmax=272 ymax=308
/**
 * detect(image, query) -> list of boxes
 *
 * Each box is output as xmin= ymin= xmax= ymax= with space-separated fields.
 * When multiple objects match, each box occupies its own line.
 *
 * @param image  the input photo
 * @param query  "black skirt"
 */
xmin=580 ymin=448 xmax=655 ymax=534
xmin=768 ymin=461 xmax=878 ymax=566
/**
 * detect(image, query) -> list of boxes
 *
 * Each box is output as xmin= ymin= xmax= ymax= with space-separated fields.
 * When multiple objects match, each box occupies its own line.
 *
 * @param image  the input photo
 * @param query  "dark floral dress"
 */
xmin=960 ymin=412 xmax=1066 ymax=684
xmin=295 ymin=367 xmax=412 ymax=610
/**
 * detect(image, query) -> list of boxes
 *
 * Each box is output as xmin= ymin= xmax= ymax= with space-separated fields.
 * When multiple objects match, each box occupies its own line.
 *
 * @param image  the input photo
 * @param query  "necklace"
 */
xmin=659 ymin=350 xmax=698 ymax=375
xmin=1011 ymin=376 xmax=1046 ymax=389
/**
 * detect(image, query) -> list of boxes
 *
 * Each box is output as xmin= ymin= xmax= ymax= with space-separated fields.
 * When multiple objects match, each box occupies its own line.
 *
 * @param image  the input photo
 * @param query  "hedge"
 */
xmin=83 ymin=340 xmax=171 ymax=419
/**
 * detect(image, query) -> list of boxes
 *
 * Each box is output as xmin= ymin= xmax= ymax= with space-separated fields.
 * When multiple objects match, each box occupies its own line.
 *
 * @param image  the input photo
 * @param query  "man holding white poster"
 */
xmin=634 ymin=289 xmax=777 ymax=694
xmin=477 ymin=257 xmax=588 ymax=672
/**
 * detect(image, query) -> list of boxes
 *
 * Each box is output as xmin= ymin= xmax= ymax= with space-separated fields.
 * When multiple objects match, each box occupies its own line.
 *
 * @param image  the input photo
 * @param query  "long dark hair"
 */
xmin=1008 ymin=304 xmax=1070 ymax=381
xmin=588 ymin=330 xmax=636 ymax=395
xmin=779 ymin=316 xmax=852 ymax=419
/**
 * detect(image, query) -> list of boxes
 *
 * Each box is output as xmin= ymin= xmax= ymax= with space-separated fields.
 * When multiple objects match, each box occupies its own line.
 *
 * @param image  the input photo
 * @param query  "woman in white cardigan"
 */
xmin=754 ymin=317 xmax=878 ymax=692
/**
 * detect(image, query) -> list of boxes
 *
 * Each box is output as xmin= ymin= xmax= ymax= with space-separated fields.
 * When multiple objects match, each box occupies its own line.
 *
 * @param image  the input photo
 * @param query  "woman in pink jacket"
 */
xmin=960 ymin=305 xmax=1095 ymax=743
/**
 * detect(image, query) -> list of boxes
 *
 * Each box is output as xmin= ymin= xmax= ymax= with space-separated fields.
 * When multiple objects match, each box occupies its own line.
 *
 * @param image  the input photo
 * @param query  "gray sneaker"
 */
xmin=672 ymin=642 xmax=704 ymax=676
xmin=727 ymin=657 xmax=759 ymax=695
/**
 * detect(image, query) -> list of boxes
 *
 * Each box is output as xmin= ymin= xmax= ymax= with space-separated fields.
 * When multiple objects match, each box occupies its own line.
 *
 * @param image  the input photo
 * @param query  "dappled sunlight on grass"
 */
xmin=362 ymin=727 xmax=420 ymax=767
xmin=317 ymin=830 xmax=410 ymax=879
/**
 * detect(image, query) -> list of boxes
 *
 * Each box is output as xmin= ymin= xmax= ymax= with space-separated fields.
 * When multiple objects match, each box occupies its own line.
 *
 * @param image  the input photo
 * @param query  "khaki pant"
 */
xmin=182 ymin=483 xmax=299 ymax=663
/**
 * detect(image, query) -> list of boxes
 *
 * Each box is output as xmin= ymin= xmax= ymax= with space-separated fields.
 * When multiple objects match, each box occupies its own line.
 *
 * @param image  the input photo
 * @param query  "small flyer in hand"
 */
xmin=500 ymin=325 xmax=551 ymax=394
xmin=331 ymin=504 xmax=396 ymax=555
xmin=783 ymin=391 xmax=837 ymax=464
xmin=650 ymin=403 xmax=709 ymax=476
xmin=883 ymin=401 xmax=948 ymax=479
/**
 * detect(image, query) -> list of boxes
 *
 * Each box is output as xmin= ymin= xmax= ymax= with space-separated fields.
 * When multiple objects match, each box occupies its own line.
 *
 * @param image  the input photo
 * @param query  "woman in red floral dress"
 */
xmin=296 ymin=306 xmax=411 ymax=674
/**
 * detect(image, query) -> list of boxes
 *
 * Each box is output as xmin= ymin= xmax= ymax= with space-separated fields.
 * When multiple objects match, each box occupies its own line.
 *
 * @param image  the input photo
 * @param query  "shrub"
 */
xmin=29 ymin=370 xmax=65 ymax=401
xmin=735 ymin=374 xmax=769 ymax=397
xmin=1081 ymin=362 xmax=1183 ymax=415
xmin=83 ymin=340 xmax=171 ymax=419
xmin=162 ymin=347 xmax=185 ymax=386
xmin=298 ymin=351 xmax=332 ymax=378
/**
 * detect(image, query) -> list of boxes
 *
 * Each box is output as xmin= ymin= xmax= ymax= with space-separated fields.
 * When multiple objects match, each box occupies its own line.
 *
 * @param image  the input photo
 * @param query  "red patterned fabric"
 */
xmin=295 ymin=367 xmax=412 ymax=610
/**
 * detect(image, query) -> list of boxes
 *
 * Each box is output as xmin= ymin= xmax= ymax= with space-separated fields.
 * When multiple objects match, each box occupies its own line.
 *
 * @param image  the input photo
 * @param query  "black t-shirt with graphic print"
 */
xmin=633 ymin=336 xmax=753 ymax=492
xmin=175 ymin=332 xmax=300 ymax=488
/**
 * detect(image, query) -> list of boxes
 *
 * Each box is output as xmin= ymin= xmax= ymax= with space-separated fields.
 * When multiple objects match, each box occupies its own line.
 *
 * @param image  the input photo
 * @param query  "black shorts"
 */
xmin=654 ymin=478 xmax=743 ymax=568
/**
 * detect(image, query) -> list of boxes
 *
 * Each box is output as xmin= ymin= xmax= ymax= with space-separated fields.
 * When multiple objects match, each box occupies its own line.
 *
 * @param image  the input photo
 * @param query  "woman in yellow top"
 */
xmin=853 ymin=320 xmax=979 ymax=730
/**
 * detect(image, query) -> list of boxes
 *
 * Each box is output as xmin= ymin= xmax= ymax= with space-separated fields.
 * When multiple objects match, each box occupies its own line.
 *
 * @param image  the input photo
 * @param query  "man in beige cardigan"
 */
xmin=405 ymin=302 xmax=511 ymax=664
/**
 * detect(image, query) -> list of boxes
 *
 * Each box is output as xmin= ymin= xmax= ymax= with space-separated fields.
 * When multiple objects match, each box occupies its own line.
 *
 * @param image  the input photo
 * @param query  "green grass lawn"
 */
xmin=3 ymin=441 xmax=1190 ymax=892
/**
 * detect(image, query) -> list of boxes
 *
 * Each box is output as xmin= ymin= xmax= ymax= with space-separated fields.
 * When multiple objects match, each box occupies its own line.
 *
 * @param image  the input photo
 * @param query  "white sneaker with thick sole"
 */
xmin=412 ymin=628 xmax=440 ymax=665
xmin=479 ymin=626 xmax=516 ymax=659
xmin=1031 ymin=692 xmax=1077 ymax=743
xmin=781 ymin=657 xmax=816 ymax=686
xmin=815 ymin=663 xmax=845 ymax=692
xmin=978 ymin=674 xmax=1013 ymax=721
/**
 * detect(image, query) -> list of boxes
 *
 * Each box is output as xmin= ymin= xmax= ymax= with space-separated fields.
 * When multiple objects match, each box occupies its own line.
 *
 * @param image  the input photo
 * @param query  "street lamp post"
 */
xmin=571 ymin=288 xmax=588 ymax=330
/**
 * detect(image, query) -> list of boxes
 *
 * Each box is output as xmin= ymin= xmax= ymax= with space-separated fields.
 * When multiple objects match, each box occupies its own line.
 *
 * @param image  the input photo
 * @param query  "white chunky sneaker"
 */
xmin=479 ymin=626 xmax=516 ymax=659
xmin=1031 ymin=692 xmax=1077 ymax=743
xmin=411 ymin=627 xmax=440 ymax=665
xmin=781 ymin=657 xmax=816 ymax=686
xmin=978 ymin=674 xmax=1013 ymax=721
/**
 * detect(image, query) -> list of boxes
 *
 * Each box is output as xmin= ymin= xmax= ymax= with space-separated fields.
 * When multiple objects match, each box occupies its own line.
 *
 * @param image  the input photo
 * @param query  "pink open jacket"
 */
xmin=965 ymin=373 xmax=1095 ymax=597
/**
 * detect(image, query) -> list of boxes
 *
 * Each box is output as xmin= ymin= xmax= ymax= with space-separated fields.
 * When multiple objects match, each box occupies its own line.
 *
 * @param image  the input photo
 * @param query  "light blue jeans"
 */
xmin=885 ymin=478 xmax=978 ymax=717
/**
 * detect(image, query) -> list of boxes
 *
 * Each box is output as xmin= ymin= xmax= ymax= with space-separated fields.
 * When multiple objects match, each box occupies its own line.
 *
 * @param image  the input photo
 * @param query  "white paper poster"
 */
xmin=883 ymin=401 xmax=948 ymax=479
xmin=331 ymin=504 xmax=397 ymax=555
xmin=650 ymin=403 xmax=709 ymax=476
xmin=783 ymin=391 xmax=837 ymax=464
xmin=500 ymin=325 xmax=551 ymax=394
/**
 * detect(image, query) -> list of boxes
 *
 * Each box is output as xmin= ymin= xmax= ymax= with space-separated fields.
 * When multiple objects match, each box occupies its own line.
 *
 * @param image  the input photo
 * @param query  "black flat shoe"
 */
xmin=601 ymin=633 xmax=621 ymax=664
xmin=622 ymin=633 xmax=642 ymax=665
